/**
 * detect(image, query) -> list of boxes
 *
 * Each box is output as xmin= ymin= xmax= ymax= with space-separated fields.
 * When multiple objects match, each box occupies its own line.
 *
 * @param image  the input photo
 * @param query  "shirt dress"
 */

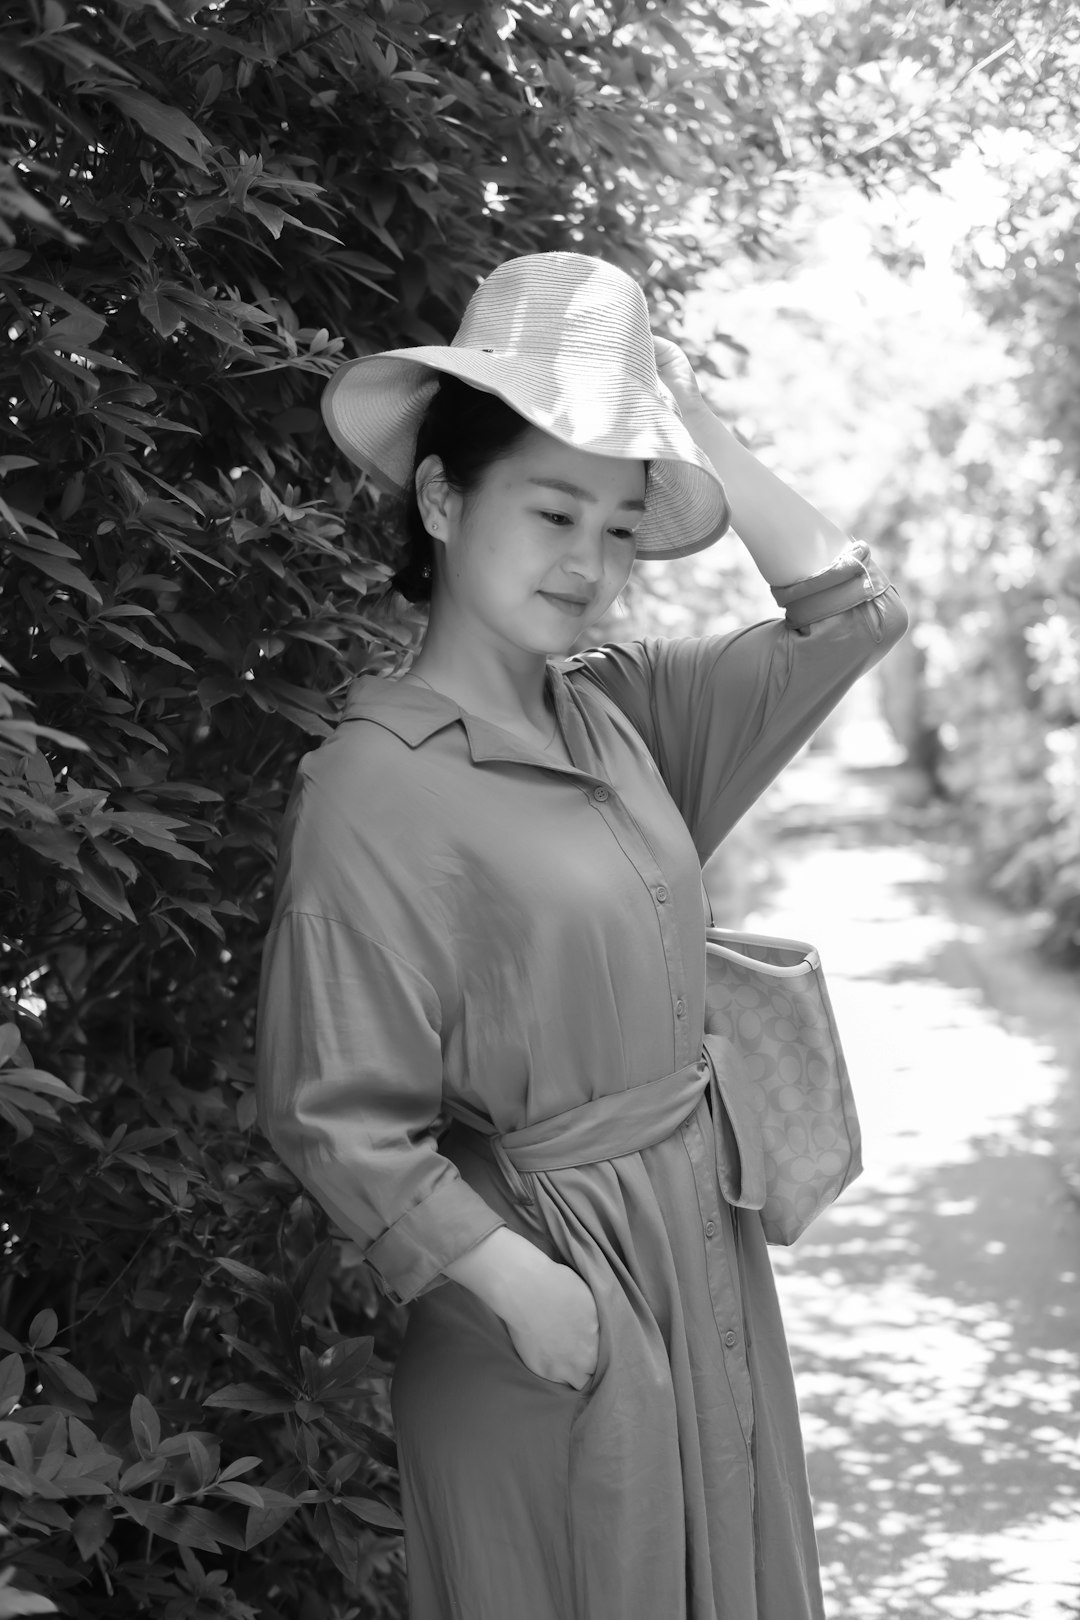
xmin=255 ymin=542 xmax=908 ymax=1620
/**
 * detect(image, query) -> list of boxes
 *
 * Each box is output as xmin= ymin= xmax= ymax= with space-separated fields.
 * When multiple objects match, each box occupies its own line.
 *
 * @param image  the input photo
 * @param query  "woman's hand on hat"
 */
xmin=653 ymin=335 xmax=708 ymax=425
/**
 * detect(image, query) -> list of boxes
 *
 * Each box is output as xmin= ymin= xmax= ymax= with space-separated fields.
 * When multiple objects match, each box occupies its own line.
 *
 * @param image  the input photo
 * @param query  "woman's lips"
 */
xmin=539 ymin=591 xmax=590 ymax=616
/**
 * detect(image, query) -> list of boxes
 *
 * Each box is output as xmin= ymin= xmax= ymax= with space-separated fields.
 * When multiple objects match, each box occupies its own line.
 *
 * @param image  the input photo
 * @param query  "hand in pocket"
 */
xmin=503 ymin=1259 xmax=599 ymax=1390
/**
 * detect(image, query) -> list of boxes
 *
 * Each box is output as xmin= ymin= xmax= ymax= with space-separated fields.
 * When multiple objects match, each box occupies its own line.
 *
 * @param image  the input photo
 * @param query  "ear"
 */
xmin=415 ymin=454 xmax=458 ymax=539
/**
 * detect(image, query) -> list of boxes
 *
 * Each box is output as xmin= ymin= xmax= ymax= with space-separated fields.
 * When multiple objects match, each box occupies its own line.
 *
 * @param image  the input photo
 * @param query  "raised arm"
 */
xmin=653 ymin=336 xmax=849 ymax=585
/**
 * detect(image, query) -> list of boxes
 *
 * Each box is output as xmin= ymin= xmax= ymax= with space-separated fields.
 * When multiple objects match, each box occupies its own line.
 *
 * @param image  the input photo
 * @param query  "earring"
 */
xmin=421 ymin=563 xmax=432 ymax=581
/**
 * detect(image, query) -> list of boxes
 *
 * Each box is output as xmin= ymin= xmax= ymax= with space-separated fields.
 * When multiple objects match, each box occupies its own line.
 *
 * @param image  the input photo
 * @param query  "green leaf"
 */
xmin=105 ymin=89 xmax=211 ymax=173
xmin=1 ymin=1069 xmax=84 ymax=1104
xmin=42 ymin=312 xmax=107 ymax=351
xmin=99 ymin=619 xmax=193 ymax=668
xmin=309 ymin=1339 xmax=374 ymax=1398
xmin=118 ymin=1456 xmax=166 ymax=1492
xmin=186 ymin=1433 xmax=216 ymax=1490
xmin=244 ymin=1494 xmax=300 ymax=1549
xmin=213 ymin=1258 xmax=287 ymax=1305
xmin=42 ymin=1355 xmax=96 ymax=1402
xmin=65 ymin=856 xmax=137 ymax=924
xmin=19 ymin=1500 xmax=71 ymax=1535
xmin=27 ymin=1310 xmax=58 ymax=1349
xmin=71 ymin=1502 xmax=113 ymax=1561
xmin=16 ymin=276 xmax=99 ymax=321
xmin=220 ymin=1334 xmax=294 ymax=1384
xmin=0 ymin=1096 xmax=33 ymax=1141
xmin=15 ymin=827 xmax=86 ymax=873
xmin=313 ymin=1499 xmax=394 ymax=1582
xmin=0 ymin=1461 xmax=36 ymax=1497
xmin=0 ymin=1090 xmax=57 ymax=1121
xmin=0 ymin=1352 xmax=26 ymax=1416
xmin=167 ymin=290 xmax=238 ymax=343
xmin=203 ymin=1383 xmax=294 ymax=1416
xmin=2 ymin=544 xmax=102 ymax=604
xmin=243 ymin=198 xmax=286 ymax=239
xmin=317 ymin=1409 xmax=398 ymax=1471
xmin=115 ymin=1497 xmax=246 ymax=1553
xmin=216 ymin=1455 xmax=262 ymax=1483
xmin=291 ymin=1239 xmax=335 ymax=1315
xmin=129 ymin=1393 xmax=160 ymax=1458
xmin=2 ymin=527 xmax=81 ymax=559
xmin=335 ymin=1493 xmax=404 ymax=1532
xmin=0 ymin=1026 xmax=21 ymax=1066
xmin=213 ymin=1480 xmax=265 ymax=1508
xmin=0 ymin=1585 xmax=59 ymax=1615
xmin=324 ymin=1452 xmax=362 ymax=1490
xmin=137 ymin=288 xmax=185 ymax=337
xmin=236 ymin=1088 xmax=258 ymax=1130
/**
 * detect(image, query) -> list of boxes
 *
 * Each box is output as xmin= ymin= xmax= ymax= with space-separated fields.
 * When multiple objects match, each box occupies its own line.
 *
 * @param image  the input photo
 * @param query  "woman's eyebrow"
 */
xmin=526 ymin=476 xmax=647 ymax=512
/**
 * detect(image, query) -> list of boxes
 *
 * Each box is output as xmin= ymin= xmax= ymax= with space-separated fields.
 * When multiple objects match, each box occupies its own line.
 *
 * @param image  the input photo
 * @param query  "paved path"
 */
xmin=740 ymin=712 xmax=1080 ymax=1620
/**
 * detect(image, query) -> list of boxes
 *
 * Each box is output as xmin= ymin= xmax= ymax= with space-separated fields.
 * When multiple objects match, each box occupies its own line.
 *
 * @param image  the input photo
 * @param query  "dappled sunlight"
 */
xmin=748 ymin=723 xmax=1080 ymax=1619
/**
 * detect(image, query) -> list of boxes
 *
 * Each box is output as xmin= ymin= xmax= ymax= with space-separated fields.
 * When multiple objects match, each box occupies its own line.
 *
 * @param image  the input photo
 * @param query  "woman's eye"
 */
xmin=609 ymin=527 xmax=638 ymax=543
xmin=541 ymin=511 xmax=573 ymax=527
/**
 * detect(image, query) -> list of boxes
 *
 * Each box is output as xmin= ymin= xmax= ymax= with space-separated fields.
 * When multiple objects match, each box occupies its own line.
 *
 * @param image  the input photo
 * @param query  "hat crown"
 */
xmin=452 ymin=252 xmax=659 ymax=389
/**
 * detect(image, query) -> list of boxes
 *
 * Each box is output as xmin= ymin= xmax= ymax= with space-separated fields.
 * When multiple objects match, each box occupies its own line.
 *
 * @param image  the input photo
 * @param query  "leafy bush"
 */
xmin=0 ymin=0 xmax=935 ymax=1612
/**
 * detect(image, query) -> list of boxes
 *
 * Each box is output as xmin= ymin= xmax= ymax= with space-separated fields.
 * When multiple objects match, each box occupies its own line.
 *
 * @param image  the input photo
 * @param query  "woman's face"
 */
xmin=421 ymin=424 xmax=646 ymax=657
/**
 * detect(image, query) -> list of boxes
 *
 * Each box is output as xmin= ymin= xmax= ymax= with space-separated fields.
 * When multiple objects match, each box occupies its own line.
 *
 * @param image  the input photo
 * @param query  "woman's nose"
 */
xmin=563 ymin=522 xmax=607 ymax=579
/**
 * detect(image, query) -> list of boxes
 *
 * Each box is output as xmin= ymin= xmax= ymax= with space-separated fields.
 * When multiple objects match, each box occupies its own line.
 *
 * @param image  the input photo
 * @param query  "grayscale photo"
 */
xmin=2 ymin=3 xmax=1078 ymax=1618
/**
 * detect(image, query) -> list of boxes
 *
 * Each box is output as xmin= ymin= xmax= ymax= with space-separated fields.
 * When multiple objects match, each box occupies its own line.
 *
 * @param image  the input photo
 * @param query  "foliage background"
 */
xmin=1 ymin=0 xmax=1078 ymax=1615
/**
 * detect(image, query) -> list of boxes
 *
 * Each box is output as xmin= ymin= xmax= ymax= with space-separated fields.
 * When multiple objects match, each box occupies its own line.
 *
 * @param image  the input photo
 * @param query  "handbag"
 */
xmin=703 ymin=926 xmax=862 ymax=1245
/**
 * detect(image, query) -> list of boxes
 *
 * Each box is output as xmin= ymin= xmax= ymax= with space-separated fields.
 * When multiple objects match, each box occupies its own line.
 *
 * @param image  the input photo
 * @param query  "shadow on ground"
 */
xmin=780 ymin=1142 xmax=1079 ymax=1619
xmin=750 ymin=743 xmax=1080 ymax=1620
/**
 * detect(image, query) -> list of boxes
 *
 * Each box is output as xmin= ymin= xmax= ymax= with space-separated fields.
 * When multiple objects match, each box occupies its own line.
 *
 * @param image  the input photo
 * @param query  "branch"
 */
xmin=852 ymin=37 xmax=1018 ymax=159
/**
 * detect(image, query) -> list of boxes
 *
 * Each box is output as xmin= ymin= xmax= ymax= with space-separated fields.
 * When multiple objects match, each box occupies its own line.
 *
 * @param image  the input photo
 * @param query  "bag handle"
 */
xmin=706 ymin=926 xmax=820 ymax=979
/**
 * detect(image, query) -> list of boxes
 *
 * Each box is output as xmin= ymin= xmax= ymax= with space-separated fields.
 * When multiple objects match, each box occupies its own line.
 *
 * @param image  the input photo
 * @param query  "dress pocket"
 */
xmin=503 ymin=1276 xmax=602 ymax=1397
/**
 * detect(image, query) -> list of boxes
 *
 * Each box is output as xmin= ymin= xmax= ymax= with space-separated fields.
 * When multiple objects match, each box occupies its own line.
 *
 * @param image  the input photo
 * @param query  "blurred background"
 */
xmin=1 ymin=2 xmax=1078 ymax=1616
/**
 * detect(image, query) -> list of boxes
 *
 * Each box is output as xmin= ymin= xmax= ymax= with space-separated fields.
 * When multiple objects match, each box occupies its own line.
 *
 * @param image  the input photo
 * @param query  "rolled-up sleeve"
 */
xmin=256 ymin=908 xmax=505 ymax=1305
xmin=570 ymin=542 xmax=907 ymax=862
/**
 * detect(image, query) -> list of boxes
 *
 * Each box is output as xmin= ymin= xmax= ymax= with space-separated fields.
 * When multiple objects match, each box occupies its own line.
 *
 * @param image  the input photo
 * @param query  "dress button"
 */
xmin=724 ymin=1329 xmax=738 ymax=1348
xmin=675 ymin=998 xmax=686 ymax=1017
xmin=592 ymin=785 xmax=609 ymax=802
xmin=862 ymin=578 xmax=873 ymax=593
xmin=655 ymin=886 xmax=669 ymax=903
xmin=704 ymin=1220 xmax=716 ymax=1238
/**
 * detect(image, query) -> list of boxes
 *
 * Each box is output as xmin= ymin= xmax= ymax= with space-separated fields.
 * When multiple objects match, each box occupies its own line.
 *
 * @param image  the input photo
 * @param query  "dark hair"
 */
xmin=390 ymin=375 xmax=534 ymax=603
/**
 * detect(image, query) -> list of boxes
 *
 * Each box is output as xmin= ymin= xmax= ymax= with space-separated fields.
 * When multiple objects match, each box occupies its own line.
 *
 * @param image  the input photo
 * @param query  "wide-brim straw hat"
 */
xmin=321 ymin=251 xmax=731 ymax=561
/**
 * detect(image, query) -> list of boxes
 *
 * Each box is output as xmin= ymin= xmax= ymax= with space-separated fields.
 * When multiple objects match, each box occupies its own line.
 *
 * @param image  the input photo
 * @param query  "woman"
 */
xmin=256 ymin=251 xmax=907 ymax=1620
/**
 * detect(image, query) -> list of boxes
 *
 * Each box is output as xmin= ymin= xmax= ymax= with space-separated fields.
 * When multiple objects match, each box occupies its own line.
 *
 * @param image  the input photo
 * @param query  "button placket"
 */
xmin=585 ymin=787 xmax=693 ymax=1069
xmin=682 ymin=1110 xmax=754 ymax=1446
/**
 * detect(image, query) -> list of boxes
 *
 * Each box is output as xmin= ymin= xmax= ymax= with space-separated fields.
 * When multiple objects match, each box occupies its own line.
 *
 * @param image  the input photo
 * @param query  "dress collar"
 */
xmin=340 ymin=660 xmax=582 ymax=768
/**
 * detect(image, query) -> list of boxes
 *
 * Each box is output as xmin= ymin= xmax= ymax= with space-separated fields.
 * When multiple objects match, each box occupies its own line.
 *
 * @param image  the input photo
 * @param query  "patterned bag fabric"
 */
xmin=703 ymin=927 xmax=862 ymax=1245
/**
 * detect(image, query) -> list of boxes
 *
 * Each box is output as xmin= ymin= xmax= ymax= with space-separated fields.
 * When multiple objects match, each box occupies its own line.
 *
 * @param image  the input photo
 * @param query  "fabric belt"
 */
xmin=444 ymin=1056 xmax=711 ymax=1192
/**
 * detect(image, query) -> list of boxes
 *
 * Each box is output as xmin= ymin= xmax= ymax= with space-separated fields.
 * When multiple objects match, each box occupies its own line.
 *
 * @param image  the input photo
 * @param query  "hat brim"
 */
xmin=321 ymin=347 xmax=731 ymax=561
